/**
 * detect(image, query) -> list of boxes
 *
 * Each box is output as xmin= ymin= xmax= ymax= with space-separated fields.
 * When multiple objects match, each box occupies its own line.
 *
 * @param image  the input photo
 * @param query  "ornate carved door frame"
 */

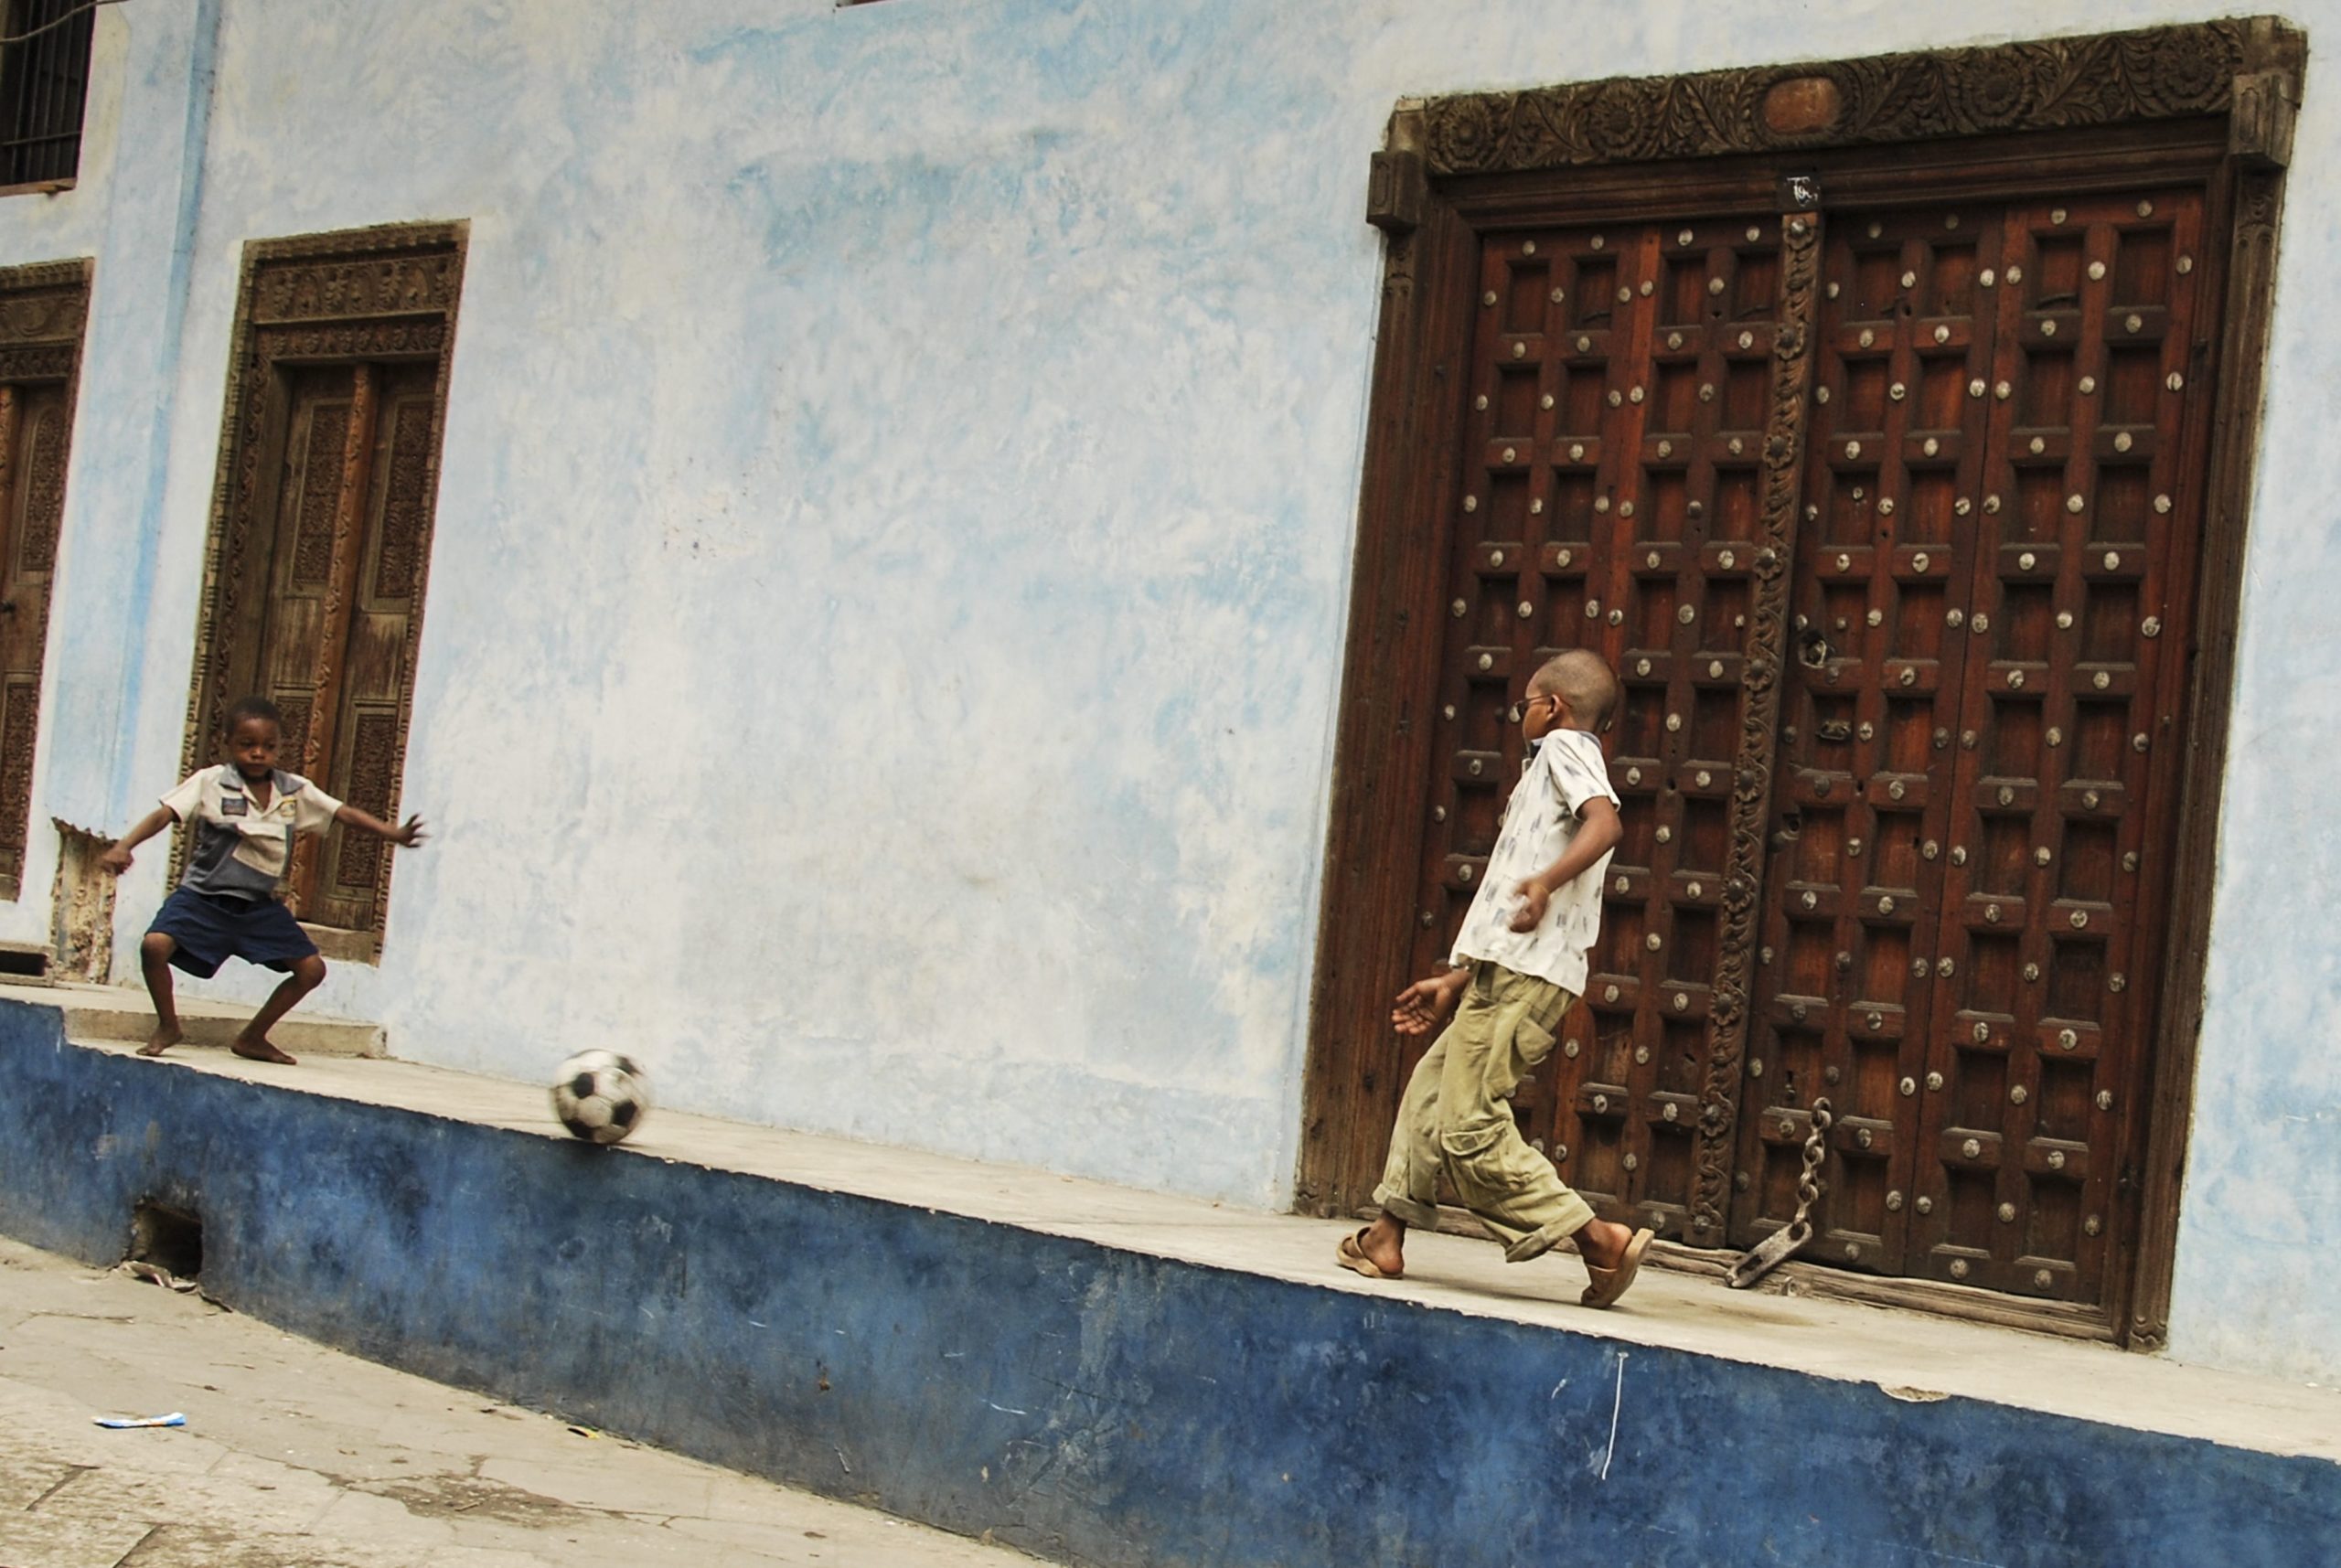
xmin=178 ymin=222 xmax=466 ymax=961
xmin=1300 ymin=20 xmax=2302 ymax=1348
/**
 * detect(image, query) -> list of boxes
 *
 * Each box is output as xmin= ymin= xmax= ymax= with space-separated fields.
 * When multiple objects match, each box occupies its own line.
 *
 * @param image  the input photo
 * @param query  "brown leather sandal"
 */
xmin=1336 ymin=1226 xmax=1401 ymax=1280
xmin=1579 ymin=1227 xmax=1654 ymax=1309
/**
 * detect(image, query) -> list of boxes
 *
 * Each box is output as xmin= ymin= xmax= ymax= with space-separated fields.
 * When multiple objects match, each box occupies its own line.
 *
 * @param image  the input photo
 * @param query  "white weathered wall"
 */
xmin=0 ymin=0 xmax=2334 ymax=1379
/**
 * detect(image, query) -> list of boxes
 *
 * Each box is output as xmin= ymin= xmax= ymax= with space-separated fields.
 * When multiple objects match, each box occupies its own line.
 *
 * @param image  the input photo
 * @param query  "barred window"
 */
xmin=0 ymin=0 xmax=95 ymax=188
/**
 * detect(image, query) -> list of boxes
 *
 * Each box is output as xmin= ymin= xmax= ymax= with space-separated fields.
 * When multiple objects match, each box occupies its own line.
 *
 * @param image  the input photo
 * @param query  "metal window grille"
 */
xmin=0 ymin=0 xmax=93 ymax=187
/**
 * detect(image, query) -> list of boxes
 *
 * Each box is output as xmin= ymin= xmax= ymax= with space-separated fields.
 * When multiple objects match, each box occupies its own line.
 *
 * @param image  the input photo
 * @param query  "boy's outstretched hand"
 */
xmin=98 ymin=844 xmax=133 ymax=874
xmin=1392 ymin=969 xmax=1470 ymax=1036
xmin=337 ymin=802 xmax=429 ymax=848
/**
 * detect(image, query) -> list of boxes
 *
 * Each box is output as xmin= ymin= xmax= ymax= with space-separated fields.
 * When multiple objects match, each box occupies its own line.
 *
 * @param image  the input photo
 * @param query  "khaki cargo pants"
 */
xmin=1373 ymin=959 xmax=1594 ymax=1263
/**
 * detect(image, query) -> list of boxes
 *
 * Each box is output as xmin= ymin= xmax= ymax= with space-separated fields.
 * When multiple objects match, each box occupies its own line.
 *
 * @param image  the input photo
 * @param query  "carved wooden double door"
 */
xmin=1411 ymin=185 xmax=2214 ymax=1307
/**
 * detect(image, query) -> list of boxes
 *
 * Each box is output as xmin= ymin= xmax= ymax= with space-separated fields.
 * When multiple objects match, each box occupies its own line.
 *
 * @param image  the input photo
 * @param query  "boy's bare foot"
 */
xmin=230 ymin=1032 xmax=297 ymax=1065
xmin=1576 ymin=1218 xmax=1636 ymax=1271
xmin=136 ymin=1024 xmax=184 ymax=1057
xmin=1337 ymin=1214 xmax=1408 ymax=1280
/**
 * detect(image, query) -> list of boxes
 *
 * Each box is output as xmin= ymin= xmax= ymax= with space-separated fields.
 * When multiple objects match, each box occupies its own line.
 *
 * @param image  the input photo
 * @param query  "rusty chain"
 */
xmin=1725 ymin=1094 xmax=1832 ymax=1289
xmin=1790 ymin=1094 xmax=1833 ymax=1227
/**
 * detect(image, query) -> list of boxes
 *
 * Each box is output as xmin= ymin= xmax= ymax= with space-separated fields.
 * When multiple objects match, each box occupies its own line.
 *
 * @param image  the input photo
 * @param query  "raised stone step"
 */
xmin=0 ymin=980 xmax=384 ymax=1058
xmin=0 ymin=997 xmax=2333 ymax=1568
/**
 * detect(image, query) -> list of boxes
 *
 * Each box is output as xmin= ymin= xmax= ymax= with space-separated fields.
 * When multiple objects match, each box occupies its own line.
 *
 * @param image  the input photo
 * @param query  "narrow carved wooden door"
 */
xmin=0 ymin=379 xmax=68 ymax=897
xmin=1730 ymin=188 xmax=2216 ymax=1307
xmin=1417 ymin=215 xmax=1794 ymax=1239
xmin=246 ymin=360 xmax=438 ymax=931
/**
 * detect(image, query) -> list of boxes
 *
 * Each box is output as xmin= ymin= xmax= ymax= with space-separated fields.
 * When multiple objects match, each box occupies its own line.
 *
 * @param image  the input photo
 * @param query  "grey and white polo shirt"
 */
xmin=159 ymin=764 xmax=342 ymax=901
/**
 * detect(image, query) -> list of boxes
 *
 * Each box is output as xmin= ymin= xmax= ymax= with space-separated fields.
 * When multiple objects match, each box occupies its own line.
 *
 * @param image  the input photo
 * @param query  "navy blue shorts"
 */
xmin=145 ymin=886 xmax=319 ymax=979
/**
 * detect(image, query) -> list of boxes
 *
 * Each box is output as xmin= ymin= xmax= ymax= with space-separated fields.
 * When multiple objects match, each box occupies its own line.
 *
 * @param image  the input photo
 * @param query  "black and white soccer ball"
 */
xmin=551 ymin=1050 xmax=650 ymax=1146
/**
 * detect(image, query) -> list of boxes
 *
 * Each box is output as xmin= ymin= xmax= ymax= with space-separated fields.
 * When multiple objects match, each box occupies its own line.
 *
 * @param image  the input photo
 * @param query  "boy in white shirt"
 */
xmin=1337 ymin=650 xmax=1654 ymax=1308
xmin=100 ymin=695 xmax=425 ymax=1064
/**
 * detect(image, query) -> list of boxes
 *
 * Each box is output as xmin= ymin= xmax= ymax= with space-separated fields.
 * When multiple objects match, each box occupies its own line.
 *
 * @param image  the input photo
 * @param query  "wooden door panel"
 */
xmin=0 ymin=382 xmax=66 ymax=891
xmin=1727 ymin=187 xmax=2217 ymax=1307
xmin=259 ymin=370 xmax=358 ymax=786
xmin=246 ymin=362 xmax=435 ymax=931
xmin=1913 ymin=190 xmax=2213 ymax=1304
xmin=15 ymin=386 xmax=64 ymax=576
xmin=314 ymin=699 xmax=400 ymax=925
xmin=1731 ymin=206 xmax=2009 ymax=1271
xmin=1423 ymin=216 xmax=1793 ymax=1242
xmin=307 ymin=367 xmax=433 ymax=930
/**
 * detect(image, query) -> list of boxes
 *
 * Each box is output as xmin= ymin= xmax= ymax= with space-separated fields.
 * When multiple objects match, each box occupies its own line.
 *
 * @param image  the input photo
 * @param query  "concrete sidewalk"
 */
xmin=0 ymin=1237 xmax=1038 ymax=1568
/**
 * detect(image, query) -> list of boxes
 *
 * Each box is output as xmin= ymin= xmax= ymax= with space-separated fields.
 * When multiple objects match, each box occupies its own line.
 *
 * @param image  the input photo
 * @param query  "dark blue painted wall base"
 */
xmin=6 ymin=1002 xmax=2335 ymax=1568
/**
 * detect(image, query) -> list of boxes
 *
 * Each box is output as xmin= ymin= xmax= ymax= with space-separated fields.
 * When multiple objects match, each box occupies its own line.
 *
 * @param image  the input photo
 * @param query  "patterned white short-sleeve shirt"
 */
xmin=1449 ymin=727 xmax=1620 ymax=995
xmin=160 ymin=764 xmax=343 ymax=901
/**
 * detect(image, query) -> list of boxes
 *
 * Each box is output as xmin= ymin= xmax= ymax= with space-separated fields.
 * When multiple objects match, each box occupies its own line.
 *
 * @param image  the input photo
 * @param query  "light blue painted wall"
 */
xmin=2165 ymin=14 xmax=2341 ymax=1386
xmin=0 ymin=0 xmax=2332 ymax=1380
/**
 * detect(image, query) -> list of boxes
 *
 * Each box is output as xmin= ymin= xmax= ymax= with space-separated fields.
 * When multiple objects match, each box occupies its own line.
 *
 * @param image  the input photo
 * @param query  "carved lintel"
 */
xmin=257 ymin=320 xmax=445 ymax=364
xmin=1692 ymin=208 xmax=1823 ymax=1236
xmin=251 ymin=253 xmax=463 ymax=327
xmin=2228 ymin=70 xmax=2297 ymax=170
xmin=0 ymin=345 xmax=80 ymax=383
xmin=1417 ymin=21 xmax=2276 ymax=176
xmin=0 ymin=260 xmax=93 ymax=352
xmin=0 ymin=288 xmax=86 ymax=349
xmin=1366 ymin=149 xmax=1427 ymax=234
xmin=0 ymin=259 xmax=91 ymax=300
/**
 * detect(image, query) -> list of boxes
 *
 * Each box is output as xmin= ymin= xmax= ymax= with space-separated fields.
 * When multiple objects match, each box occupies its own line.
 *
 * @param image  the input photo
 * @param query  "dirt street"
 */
xmin=0 ymin=1235 xmax=1036 ymax=1567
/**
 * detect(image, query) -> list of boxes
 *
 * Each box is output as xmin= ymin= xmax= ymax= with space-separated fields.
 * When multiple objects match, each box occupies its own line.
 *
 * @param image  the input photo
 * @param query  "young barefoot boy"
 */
xmin=98 ymin=695 xmax=425 ymax=1065
xmin=1337 ymin=649 xmax=1655 ymax=1308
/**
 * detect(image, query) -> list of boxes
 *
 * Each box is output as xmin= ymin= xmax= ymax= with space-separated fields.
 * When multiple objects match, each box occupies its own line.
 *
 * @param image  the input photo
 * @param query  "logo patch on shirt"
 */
xmin=219 ymin=794 xmax=247 ymax=816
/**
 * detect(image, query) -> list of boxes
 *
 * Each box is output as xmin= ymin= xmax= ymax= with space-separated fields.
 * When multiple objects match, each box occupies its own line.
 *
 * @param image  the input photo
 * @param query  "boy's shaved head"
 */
xmin=225 ymin=694 xmax=283 ymax=732
xmin=1529 ymin=650 xmax=1619 ymax=731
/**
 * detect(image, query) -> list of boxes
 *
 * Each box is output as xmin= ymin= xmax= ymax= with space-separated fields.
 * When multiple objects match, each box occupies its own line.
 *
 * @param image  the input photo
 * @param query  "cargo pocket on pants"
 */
xmin=1511 ymin=1011 xmax=1557 ymax=1071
